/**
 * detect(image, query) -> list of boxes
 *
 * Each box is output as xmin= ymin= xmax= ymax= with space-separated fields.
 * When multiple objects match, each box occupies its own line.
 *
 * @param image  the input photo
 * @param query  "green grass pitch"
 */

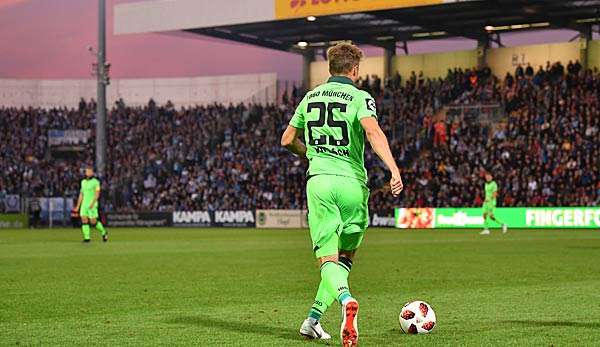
xmin=2 ymin=227 xmax=600 ymax=346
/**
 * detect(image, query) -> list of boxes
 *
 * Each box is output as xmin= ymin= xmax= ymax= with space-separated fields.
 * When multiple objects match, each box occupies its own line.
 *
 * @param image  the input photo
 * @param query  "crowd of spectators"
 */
xmin=393 ymin=61 xmax=599 ymax=209
xmin=1 ymin=100 xmax=306 ymax=212
xmin=1 ymin=61 xmax=598 ymax=214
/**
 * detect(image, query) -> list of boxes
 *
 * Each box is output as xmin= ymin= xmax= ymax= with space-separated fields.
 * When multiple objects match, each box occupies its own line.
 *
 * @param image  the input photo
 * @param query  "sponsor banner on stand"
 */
xmin=48 ymin=129 xmax=90 ymax=146
xmin=172 ymin=210 xmax=255 ymax=227
xmin=173 ymin=211 xmax=212 ymax=227
xmin=48 ymin=129 xmax=90 ymax=152
xmin=521 ymin=208 xmax=600 ymax=228
xmin=256 ymin=210 xmax=395 ymax=229
xmin=0 ymin=214 xmax=28 ymax=229
xmin=256 ymin=210 xmax=304 ymax=228
xmin=395 ymin=207 xmax=600 ymax=229
xmin=212 ymin=210 xmax=255 ymax=227
xmin=0 ymin=194 xmax=21 ymax=212
xmin=433 ymin=208 xmax=483 ymax=228
xmin=394 ymin=208 xmax=435 ymax=228
xmin=39 ymin=197 xmax=74 ymax=224
xmin=282 ymin=210 xmax=395 ymax=228
xmin=302 ymin=210 xmax=309 ymax=228
xmin=106 ymin=212 xmax=172 ymax=227
xmin=370 ymin=213 xmax=396 ymax=227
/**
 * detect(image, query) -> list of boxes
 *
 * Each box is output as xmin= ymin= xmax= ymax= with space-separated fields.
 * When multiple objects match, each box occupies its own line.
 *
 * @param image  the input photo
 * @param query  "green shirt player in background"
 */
xmin=73 ymin=166 xmax=108 ymax=242
xmin=281 ymin=43 xmax=403 ymax=347
xmin=480 ymin=172 xmax=508 ymax=235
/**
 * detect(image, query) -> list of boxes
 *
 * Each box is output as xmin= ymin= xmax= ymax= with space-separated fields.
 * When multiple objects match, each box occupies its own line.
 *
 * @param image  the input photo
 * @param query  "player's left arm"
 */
xmin=358 ymin=92 xmax=403 ymax=197
xmin=89 ymin=183 xmax=101 ymax=209
xmin=281 ymin=126 xmax=307 ymax=159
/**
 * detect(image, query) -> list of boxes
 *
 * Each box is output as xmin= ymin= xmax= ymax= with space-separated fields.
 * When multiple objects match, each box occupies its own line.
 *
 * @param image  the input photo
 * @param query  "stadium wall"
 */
xmin=0 ymin=73 xmax=277 ymax=108
xmin=392 ymin=50 xmax=478 ymax=79
xmin=588 ymin=40 xmax=600 ymax=68
xmin=309 ymin=40 xmax=598 ymax=84
xmin=310 ymin=56 xmax=384 ymax=88
xmin=485 ymin=41 xmax=580 ymax=77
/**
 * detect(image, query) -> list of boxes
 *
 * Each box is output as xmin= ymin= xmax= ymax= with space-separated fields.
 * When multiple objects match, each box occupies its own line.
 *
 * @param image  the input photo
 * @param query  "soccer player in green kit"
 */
xmin=281 ymin=43 xmax=403 ymax=347
xmin=73 ymin=166 xmax=108 ymax=242
xmin=480 ymin=172 xmax=508 ymax=235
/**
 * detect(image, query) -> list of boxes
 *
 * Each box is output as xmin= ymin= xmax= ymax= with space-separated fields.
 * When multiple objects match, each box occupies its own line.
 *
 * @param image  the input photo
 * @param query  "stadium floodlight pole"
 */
xmin=96 ymin=0 xmax=107 ymax=178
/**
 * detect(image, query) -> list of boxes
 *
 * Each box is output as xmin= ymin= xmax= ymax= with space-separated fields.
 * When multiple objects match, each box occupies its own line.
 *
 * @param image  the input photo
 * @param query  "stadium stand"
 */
xmin=1 ymin=63 xmax=599 ymax=215
xmin=374 ymin=62 xmax=599 ymax=210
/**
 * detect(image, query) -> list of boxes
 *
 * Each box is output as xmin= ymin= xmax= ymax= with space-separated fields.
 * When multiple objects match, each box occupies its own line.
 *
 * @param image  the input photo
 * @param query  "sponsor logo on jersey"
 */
xmin=320 ymin=90 xmax=354 ymax=101
xmin=315 ymin=146 xmax=350 ymax=157
xmin=366 ymin=98 xmax=376 ymax=112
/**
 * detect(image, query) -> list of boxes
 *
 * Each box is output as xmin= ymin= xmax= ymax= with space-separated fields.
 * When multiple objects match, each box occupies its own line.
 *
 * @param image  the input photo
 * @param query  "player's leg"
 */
xmin=80 ymin=212 xmax=91 ymax=242
xmin=310 ymin=176 xmax=354 ymax=304
xmin=88 ymin=208 xmax=108 ymax=241
xmin=300 ymin=176 xmax=352 ymax=340
xmin=488 ymin=211 xmax=508 ymax=233
xmin=307 ymin=249 xmax=355 ymax=324
xmin=488 ymin=212 xmax=500 ymax=225
xmin=480 ymin=207 xmax=491 ymax=235
xmin=336 ymin=180 xmax=369 ymax=347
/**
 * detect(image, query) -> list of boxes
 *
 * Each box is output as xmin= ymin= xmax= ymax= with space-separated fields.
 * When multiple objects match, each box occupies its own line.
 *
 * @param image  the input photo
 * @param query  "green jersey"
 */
xmin=80 ymin=178 xmax=100 ymax=205
xmin=484 ymin=180 xmax=498 ymax=204
xmin=289 ymin=76 xmax=377 ymax=183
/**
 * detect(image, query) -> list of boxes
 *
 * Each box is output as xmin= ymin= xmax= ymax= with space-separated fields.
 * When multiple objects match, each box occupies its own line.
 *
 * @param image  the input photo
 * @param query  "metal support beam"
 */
xmin=373 ymin=10 xmax=484 ymax=42
xmin=302 ymin=50 xmax=315 ymax=91
xmin=477 ymin=35 xmax=490 ymax=69
xmin=398 ymin=41 xmax=409 ymax=55
xmin=579 ymin=25 xmax=591 ymax=70
xmin=489 ymin=32 xmax=503 ymax=48
xmin=96 ymin=0 xmax=107 ymax=178
xmin=187 ymin=28 xmax=292 ymax=53
xmin=383 ymin=41 xmax=396 ymax=80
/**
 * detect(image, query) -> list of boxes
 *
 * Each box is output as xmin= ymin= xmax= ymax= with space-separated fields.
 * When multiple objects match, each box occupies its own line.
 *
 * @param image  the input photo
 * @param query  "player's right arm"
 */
xmin=74 ymin=192 xmax=83 ymax=211
xmin=281 ymin=95 xmax=308 ymax=158
xmin=74 ymin=180 xmax=83 ymax=211
xmin=360 ymin=117 xmax=403 ymax=197
xmin=281 ymin=126 xmax=307 ymax=158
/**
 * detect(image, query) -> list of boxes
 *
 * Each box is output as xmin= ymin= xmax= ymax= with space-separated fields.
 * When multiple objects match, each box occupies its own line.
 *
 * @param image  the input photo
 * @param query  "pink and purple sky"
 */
xmin=0 ymin=0 xmax=587 ymax=81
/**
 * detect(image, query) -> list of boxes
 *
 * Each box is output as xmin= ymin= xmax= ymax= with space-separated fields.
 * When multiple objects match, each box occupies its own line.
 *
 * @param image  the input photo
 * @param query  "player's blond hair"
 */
xmin=327 ymin=43 xmax=363 ymax=75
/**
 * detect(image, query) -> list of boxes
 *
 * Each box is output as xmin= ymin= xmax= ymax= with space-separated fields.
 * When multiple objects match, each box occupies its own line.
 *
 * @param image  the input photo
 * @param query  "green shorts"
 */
xmin=80 ymin=203 xmax=99 ymax=219
xmin=306 ymin=175 xmax=370 ymax=258
xmin=482 ymin=201 xmax=496 ymax=215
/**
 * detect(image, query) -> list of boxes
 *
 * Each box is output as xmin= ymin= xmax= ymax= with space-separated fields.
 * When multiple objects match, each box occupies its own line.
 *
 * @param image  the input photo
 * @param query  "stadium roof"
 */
xmin=116 ymin=0 xmax=600 ymax=54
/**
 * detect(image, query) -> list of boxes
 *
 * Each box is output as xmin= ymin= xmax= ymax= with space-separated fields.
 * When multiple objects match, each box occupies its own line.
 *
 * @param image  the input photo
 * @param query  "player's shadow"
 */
xmin=167 ymin=315 xmax=329 ymax=344
xmin=502 ymin=320 xmax=600 ymax=329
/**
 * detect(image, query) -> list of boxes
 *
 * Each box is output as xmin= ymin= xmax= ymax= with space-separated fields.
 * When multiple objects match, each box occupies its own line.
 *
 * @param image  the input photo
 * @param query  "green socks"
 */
xmin=321 ymin=261 xmax=351 ymax=303
xmin=309 ymin=257 xmax=353 ymax=320
xmin=82 ymin=221 xmax=106 ymax=240
xmin=485 ymin=215 xmax=503 ymax=228
xmin=95 ymin=221 xmax=107 ymax=236
xmin=81 ymin=224 xmax=90 ymax=240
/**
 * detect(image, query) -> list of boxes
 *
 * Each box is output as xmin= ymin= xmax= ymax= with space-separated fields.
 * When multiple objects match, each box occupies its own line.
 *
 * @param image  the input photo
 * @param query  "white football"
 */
xmin=399 ymin=300 xmax=436 ymax=334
